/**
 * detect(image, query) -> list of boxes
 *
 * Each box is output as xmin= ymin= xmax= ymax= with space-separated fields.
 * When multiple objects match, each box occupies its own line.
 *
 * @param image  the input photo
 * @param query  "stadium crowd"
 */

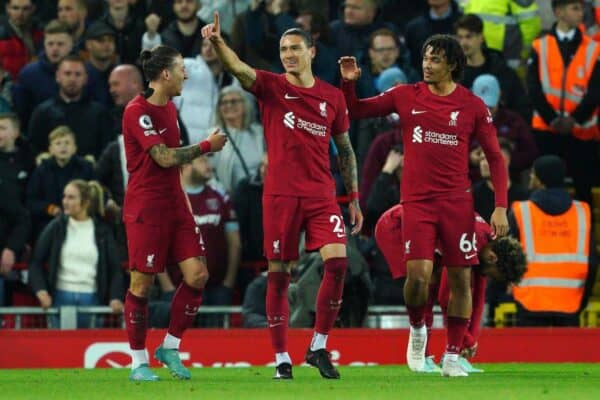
xmin=0 ymin=0 xmax=598 ymax=329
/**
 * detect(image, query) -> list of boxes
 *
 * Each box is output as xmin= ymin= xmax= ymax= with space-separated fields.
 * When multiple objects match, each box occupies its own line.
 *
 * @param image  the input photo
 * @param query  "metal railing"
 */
xmin=0 ymin=305 xmax=443 ymax=330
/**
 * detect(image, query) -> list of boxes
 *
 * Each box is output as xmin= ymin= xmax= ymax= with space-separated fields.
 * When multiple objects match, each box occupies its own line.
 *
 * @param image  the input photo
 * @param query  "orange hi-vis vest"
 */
xmin=512 ymin=200 xmax=590 ymax=313
xmin=531 ymin=34 xmax=600 ymax=140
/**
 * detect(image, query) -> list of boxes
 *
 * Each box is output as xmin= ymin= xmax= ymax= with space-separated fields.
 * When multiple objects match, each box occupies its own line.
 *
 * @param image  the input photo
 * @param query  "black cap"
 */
xmin=533 ymin=155 xmax=566 ymax=188
xmin=85 ymin=22 xmax=115 ymax=41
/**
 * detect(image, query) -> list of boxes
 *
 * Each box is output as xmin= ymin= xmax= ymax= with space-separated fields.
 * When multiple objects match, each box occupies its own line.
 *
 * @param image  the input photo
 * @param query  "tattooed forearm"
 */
xmin=333 ymin=132 xmax=358 ymax=195
xmin=149 ymin=143 xmax=203 ymax=168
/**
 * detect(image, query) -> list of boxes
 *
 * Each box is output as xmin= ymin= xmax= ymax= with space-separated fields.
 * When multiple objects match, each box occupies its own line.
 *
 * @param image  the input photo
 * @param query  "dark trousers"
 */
xmin=533 ymin=130 xmax=600 ymax=204
xmin=516 ymin=303 xmax=580 ymax=327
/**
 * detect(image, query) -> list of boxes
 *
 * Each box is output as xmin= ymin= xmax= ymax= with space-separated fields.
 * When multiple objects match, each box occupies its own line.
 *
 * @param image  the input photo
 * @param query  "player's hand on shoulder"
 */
xmin=490 ymin=207 xmax=509 ymax=238
xmin=206 ymin=128 xmax=227 ymax=152
xmin=201 ymin=11 xmax=222 ymax=41
xmin=338 ymin=56 xmax=361 ymax=82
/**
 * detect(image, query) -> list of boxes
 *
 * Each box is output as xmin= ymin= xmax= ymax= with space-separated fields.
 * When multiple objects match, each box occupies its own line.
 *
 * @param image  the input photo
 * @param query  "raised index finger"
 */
xmin=214 ymin=11 xmax=220 ymax=29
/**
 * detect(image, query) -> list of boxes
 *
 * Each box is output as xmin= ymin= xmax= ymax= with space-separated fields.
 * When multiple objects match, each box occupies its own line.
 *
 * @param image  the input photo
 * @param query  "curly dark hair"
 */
xmin=490 ymin=236 xmax=527 ymax=284
xmin=421 ymin=34 xmax=466 ymax=81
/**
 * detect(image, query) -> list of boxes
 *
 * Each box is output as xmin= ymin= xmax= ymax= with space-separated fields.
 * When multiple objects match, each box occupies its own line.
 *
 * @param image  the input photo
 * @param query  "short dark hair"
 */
xmin=139 ymin=45 xmax=181 ymax=82
xmin=281 ymin=28 xmax=314 ymax=48
xmin=421 ymin=34 xmax=466 ymax=81
xmin=490 ymin=236 xmax=527 ymax=284
xmin=498 ymin=137 xmax=515 ymax=155
xmin=454 ymin=14 xmax=484 ymax=34
xmin=368 ymin=28 xmax=400 ymax=50
xmin=57 ymin=54 xmax=85 ymax=69
xmin=552 ymin=0 xmax=584 ymax=10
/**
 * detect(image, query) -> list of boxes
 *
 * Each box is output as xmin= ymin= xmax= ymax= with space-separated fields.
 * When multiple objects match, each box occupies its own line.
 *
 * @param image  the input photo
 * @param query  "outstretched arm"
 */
xmin=202 ymin=12 xmax=257 ymax=90
xmin=338 ymin=56 xmax=396 ymax=120
xmin=333 ymin=132 xmax=363 ymax=235
xmin=149 ymin=128 xmax=227 ymax=168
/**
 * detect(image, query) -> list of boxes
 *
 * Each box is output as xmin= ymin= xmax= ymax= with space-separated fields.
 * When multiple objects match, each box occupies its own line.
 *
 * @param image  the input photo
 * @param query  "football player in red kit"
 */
xmin=375 ymin=205 xmax=526 ymax=375
xmin=340 ymin=34 xmax=509 ymax=376
xmin=122 ymin=45 xmax=227 ymax=381
xmin=202 ymin=13 xmax=362 ymax=379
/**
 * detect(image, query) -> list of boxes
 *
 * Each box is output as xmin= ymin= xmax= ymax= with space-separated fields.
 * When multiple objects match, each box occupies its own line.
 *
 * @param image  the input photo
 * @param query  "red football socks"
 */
xmin=424 ymin=281 xmax=439 ymax=357
xmin=125 ymin=290 xmax=148 ymax=350
xmin=266 ymin=272 xmax=290 ymax=353
xmin=314 ymin=257 xmax=347 ymax=334
xmin=168 ymin=281 xmax=203 ymax=339
xmin=446 ymin=316 xmax=470 ymax=354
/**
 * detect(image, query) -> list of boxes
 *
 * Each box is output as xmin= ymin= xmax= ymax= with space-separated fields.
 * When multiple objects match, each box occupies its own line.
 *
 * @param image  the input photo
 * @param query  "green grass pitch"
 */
xmin=2 ymin=364 xmax=599 ymax=400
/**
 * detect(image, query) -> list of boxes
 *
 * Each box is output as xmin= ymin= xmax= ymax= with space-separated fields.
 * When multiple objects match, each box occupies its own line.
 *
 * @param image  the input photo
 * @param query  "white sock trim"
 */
xmin=310 ymin=332 xmax=328 ymax=351
xmin=275 ymin=352 xmax=292 ymax=366
xmin=131 ymin=349 xmax=148 ymax=370
xmin=163 ymin=333 xmax=181 ymax=350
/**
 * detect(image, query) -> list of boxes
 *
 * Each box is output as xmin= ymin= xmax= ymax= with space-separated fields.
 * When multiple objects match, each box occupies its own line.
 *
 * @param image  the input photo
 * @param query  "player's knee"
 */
xmin=129 ymin=281 xmax=152 ymax=298
xmin=185 ymin=269 xmax=209 ymax=289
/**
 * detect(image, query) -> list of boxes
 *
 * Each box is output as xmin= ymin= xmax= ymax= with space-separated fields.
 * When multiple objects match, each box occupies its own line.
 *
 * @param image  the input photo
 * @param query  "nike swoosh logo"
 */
xmin=411 ymin=109 xmax=426 ymax=114
xmin=159 ymin=128 xmax=167 ymax=134
xmin=284 ymin=94 xmax=300 ymax=100
xmin=269 ymin=323 xmax=284 ymax=328
xmin=465 ymin=253 xmax=477 ymax=260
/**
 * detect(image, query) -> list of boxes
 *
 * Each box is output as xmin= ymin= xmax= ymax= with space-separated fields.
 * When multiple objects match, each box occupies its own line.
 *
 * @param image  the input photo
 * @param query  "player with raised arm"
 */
xmin=375 ymin=205 xmax=526 ymax=373
xmin=202 ymin=12 xmax=363 ymax=380
xmin=339 ymin=34 xmax=509 ymax=377
xmin=122 ymin=45 xmax=227 ymax=381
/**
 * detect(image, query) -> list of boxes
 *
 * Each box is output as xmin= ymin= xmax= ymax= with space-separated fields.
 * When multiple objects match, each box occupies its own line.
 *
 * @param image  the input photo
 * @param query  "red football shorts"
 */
xmin=124 ymin=205 xmax=205 ymax=273
xmin=402 ymin=193 xmax=478 ymax=267
xmin=374 ymin=205 xmax=406 ymax=279
xmin=262 ymin=195 xmax=346 ymax=261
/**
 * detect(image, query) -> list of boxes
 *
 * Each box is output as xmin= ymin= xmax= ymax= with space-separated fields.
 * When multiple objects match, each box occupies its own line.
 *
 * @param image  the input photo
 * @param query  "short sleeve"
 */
xmin=122 ymin=104 xmax=165 ymax=152
xmin=332 ymin=90 xmax=350 ymax=136
xmin=223 ymin=194 xmax=237 ymax=223
xmin=247 ymin=69 xmax=276 ymax=100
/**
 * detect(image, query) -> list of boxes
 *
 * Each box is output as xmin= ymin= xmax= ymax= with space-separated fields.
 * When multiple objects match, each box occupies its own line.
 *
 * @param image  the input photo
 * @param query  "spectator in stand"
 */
xmin=233 ymin=153 xmax=267 ymax=296
xmin=510 ymin=155 xmax=598 ymax=326
xmin=142 ymin=0 xmax=206 ymax=57
xmin=28 ymin=55 xmax=114 ymax=159
xmin=469 ymin=74 xmax=537 ymax=182
xmin=0 ymin=112 xmax=34 ymax=203
xmin=28 ymin=179 xmax=124 ymax=328
xmin=0 ymin=112 xmax=32 ymax=308
xmin=329 ymin=0 xmax=397 ymax=61
xmin=294 ymin=10 xmax=338 ymax=84
xmin=84 ymin=21 xmax=117 ymax=107
xmin=12 ymin=20 xmax=73 ymax=131
xmin=175 ymin=37 xmax=239 ymax=143
xmin=230 ymin=0 xmax=296 ymax=71
xmin=378 ymin=0 xmax=429 ymax=34
xmin=178 ymin=154 xmax=241 ymax=326
xmin=210 ymin=85 xmax=264 ymax=194
xmin=473 ymin=138 xmax=529 ymax=223
xmin=455 ymin=14 xmax=531 ymax=122
xmin=365 ymin=143 xmax=404 ymax=305
xmin=99 ymin=0 xmax=145 ymax=64
xmin=405 ymin=0 xmax=462 ymax=72
xmin=198 ymin=0 xmax=250 ymax=36
xmin=26 ymin=126 xmax=96 ymax=236
xmin=57 ymin=0 xmax=88 ymax=51
xmin=527 ymin=0 xmax=600 ymax=204
xmin=0 ymin=0 xmax=44 ymax=80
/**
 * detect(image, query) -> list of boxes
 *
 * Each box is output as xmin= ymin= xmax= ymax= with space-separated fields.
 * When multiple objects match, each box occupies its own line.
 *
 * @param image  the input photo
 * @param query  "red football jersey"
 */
xmin=186 ymin=186 xmax=237 ymax=287
xmin=248 ymin=70 xmax=350 ymax=198
xmin=122 ymin=95 xmax=187 ymax=218
xmin=343 ymin=81 xmax=507 ymax=207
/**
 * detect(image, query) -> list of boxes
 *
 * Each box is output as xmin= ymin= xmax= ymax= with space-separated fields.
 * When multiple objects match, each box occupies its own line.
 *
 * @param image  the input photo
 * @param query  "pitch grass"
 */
xmin=2 ymin=364 xmax=600 ymax=400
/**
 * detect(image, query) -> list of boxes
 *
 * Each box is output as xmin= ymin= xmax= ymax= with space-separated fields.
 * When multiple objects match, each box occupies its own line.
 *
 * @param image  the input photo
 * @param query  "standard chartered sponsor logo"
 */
xmin=283 ymin=111 xmax=327 ymax=137
xmin=412 ymin=126 xmax=423 ymax=143
xmin=412 ymin=125 xmax=458 ymax=146
xmin=284 ymin=112 xmax=295 ymax=129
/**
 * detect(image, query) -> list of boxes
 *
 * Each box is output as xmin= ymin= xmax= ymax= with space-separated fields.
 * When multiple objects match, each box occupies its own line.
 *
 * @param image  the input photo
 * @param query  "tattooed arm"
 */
xmin=149 ymin=128 xmax=227 ymax=168
xmin=332 ymin=132 xmax=363 ymax=234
